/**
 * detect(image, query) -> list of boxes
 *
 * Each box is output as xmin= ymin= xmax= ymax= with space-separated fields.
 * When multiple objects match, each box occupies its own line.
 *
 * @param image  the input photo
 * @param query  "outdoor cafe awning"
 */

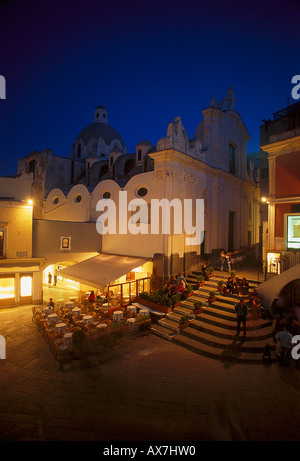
xmin=59 ymin=253 xmax=150 ymax=288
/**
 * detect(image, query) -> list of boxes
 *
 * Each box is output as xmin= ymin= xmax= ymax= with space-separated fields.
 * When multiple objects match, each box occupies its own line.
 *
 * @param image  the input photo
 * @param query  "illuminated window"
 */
xmin=60 ymin=237 xmax=71 ymax=250
xmin=0 ymin=277 xmax=15 ymax=299
xmin=20 ymin=276 xmax=32 ymax=297
xmin=0 ymin=230 xmax=5 ymax=258
xmin=267 ymin=252 xmax=281 ymax=274
xmin=287 ymin=215 xmax=300 ymax=249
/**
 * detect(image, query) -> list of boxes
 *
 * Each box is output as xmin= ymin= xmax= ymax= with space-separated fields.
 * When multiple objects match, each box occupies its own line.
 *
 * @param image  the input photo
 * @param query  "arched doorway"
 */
xmin=280 ymin=278 xmax=300 ymax=310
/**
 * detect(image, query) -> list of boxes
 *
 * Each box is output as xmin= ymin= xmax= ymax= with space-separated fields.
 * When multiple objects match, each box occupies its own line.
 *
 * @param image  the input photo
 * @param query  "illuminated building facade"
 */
xmin=0 ymin=175 xmax=44 ymax=305
xmin=260 ymin=101 xmax=300 ymax=275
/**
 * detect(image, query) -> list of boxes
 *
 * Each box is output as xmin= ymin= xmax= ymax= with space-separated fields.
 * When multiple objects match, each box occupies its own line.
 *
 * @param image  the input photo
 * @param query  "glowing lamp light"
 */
xmin=27 ymin=199 xmax=33 ymax=205
xmin=261 ymin=197 xmax=267 ymax=203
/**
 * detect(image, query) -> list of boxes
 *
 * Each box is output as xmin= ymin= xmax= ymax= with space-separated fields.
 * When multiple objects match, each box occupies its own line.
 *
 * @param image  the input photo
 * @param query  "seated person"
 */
xmin=174 ymin=280 xmax=186 ymax=294
xmin=240 ymin=277 xmax=249 ymax=296
xmin=48 ymin=298 xmax=54 ymax=309
xmin=170 ymin=276 xmax=178 ymax=295
xmin=201 ymin=263 xmax=209 ymax=281
xmin=176 ymin=273 xmax=186 ymax=288
xmin=226 ymin=276 xmax=234 ymax=294
xmin=88 ymin=290 xmax=95 ymax=303
xmin=163 ymin=281 xmax=171 ymax=297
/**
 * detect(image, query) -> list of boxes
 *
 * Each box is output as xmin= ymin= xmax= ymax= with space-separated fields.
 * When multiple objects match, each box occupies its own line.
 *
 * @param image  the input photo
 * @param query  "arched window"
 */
xmin=29 ymin=159 xmax=35 ymax=179
xmin=124 ymin=159 xmax=134 ymax=175
xmin=77 ymin=143 xmax=82 ymax=158
xmin=228 ymin=143 xmax=236 ymax=175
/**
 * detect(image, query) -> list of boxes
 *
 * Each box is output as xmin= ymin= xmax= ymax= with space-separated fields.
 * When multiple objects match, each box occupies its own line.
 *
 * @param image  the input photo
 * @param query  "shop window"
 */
xmin=20 ymin=276 xmax=32 ymax=297
xmin=0 ymin=277 xmax=15 ymax=299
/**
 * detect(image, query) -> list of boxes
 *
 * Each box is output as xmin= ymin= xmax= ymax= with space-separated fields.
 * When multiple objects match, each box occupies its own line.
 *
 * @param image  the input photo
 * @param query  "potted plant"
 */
xmin=208 ymin=290 xmax=217 ymax=305
xmin=207 ymin=266 xmax=215 ymax=278
xmin=185 ymin=284 xmax=194 ymax=298
xmin=193 ymin=300 xmax=203 ymax=315
xmin=196 ymin=274 xmax=205 ymax=288
xmin=137 ymin=291 xmax=173 ymax=313
xmin=217 ymin=280 xmax=224 ymax=293
xmin=179 ymin=315 xmax=190 ymax=329
xmin=171 ymin=293 xmax=181 ymax=307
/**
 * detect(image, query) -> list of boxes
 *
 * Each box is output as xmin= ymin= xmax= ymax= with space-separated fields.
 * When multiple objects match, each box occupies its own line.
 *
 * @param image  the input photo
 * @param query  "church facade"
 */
xmin=17 ymin=88 xmax=261 ymax=292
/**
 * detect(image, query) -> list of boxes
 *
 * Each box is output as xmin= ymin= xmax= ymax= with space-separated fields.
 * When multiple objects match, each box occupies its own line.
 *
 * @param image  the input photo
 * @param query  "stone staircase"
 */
xmin=150 ymin=270 xmax=277 ymax=363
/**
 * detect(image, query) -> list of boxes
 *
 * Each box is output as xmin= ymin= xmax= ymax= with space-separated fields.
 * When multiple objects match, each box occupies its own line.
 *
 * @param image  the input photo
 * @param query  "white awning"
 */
xmin=256 ymin=263 xmax=300 ymax=311
xmin=59 ymin=253 xmax=150 ymax=288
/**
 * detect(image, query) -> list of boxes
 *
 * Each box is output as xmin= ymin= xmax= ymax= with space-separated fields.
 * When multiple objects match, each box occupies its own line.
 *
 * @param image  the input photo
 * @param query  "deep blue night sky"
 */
xmin=0 ymin=0 xmax=299 ymax=176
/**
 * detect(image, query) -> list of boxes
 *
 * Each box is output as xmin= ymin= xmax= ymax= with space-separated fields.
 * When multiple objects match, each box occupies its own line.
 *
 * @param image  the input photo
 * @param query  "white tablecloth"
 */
xmin=127 ymin=305 xmax=137 ymax=314
xmin=63 ymin=332 xmax=73 ymax=346
xmin=127 ymin=317 xmax=136 ymax=330
xmin=113 ymin=310 xmax=123 ymax=322
xmin=55 ymin=322 xmax=67 ymax=333
xmin=83 ymin=315 xmax=93 ymax=324
xmin=47 ymin=313 xmax=58 ymax=323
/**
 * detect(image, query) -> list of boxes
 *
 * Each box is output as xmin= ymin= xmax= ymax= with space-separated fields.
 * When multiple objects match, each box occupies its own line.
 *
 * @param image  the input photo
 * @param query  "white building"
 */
xmin=17 ymin=87 xmax=260 ymax=293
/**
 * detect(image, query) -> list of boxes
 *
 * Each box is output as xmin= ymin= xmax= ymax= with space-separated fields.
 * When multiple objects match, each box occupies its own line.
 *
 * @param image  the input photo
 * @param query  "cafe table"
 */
xmin=47 ymin=313 xmax=58 ymax=324
xmin=55 ymin=322 xmax=67 ymax=333
xmin=83 ymin=315 xmax=93 ymax=324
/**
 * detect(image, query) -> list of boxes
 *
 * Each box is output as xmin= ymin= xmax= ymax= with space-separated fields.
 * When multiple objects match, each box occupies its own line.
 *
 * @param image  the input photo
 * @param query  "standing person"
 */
xmin=54 ymin=268 xmax=58 ymax=286
xmin=235 ymin=297 xmax=248 ymax=337
xmin=226 ymin=252 xmax=232 ymax=272
xmin=220 ymin=250 xmax=226 ymax=271
xmin=48 ymin=272 xmax=52 ymax=287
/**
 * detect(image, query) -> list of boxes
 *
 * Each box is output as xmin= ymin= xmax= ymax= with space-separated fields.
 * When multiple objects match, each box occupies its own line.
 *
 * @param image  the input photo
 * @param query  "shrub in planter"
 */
xmin=193 ymin=300 xmax=203 ymax=314
xmin=217 ymin=280 xmax=224 ymax=292
xmin=179 ymin=314 xmax=190 ymax=328
xmin=196 ymin=275 xmax=205 ymax=287
xmin=172 ymin=293 xmax=181 ymax=306
xmin=208 ymin=290 xmax=217 ymax=305
xmin=207 ymin=267 xmax=214 ymax=277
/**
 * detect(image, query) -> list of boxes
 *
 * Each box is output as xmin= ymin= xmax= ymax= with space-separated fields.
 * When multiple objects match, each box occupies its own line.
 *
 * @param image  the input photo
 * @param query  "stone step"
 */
xmin=173 ymin=305 xmax=196 ymax=318
xmin=189 ymin=317 xmax=273 ymax=339
xmin=150 ymin=323 xmax=176 ymax=340
xmin=172 ymin=333 xmax=277 ymax=363
xmin=158 ymin=317 xmax=180 ymax=332
xmin=182 ymin=324 xmax=275 ymax=352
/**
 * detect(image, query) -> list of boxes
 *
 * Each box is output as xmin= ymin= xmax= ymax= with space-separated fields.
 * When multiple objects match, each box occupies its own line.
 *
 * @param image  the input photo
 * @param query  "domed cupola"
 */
xmin=70 ymin=105 xmax=127 ymax=162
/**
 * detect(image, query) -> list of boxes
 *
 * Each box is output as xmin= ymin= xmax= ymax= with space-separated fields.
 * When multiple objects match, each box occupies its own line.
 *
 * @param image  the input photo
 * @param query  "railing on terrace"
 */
xmin=105 ymin=277 xmax=150 ymax=313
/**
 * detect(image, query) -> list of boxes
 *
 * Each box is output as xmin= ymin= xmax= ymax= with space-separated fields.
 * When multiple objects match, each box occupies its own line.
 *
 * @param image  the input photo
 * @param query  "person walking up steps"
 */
xmin=235 ymin=297 xmax=248 ymax=338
